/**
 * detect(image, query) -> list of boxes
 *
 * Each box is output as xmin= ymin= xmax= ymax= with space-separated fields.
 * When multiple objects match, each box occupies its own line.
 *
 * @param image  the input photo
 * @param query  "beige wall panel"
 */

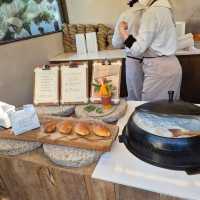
xmin=0 ymin=33 xmax=64 ymax=106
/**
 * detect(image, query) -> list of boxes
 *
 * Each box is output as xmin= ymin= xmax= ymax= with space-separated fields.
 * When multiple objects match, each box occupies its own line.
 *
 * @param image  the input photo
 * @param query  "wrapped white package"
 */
xmin=0 ymin=101 xmax=15 ymax=128
xmin=176 ymin=21 xmax=186 ymax=37
xmin=177 ymin=33 xmax=194 ymax=51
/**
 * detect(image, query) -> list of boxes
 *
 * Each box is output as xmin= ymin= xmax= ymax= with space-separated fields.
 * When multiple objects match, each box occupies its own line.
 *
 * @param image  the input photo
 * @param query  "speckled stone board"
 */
xmin=43 ymin=144 xmax=102 ymax=168
xmin=75 ymin=99 xmax=127 ymax=123
xmin=36 ymin=105 xmax=75 ymax=117
xmin=0 ymin=139 xmax=41 ymax=156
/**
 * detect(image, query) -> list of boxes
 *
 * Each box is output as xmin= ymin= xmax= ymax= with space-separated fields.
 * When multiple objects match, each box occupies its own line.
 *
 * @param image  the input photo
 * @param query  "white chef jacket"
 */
xmin=126 ymin=0 xmax=177 ymax=57
xmin=112 ymin=3 xmax=145 ymax=49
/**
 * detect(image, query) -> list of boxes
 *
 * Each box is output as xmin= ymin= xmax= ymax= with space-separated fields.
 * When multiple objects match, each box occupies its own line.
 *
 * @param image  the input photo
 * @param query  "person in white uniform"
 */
xmin=119 ymin=0 xmax=182 ymax=101
xmin=112 ymin=0 xmax=146 ymax=100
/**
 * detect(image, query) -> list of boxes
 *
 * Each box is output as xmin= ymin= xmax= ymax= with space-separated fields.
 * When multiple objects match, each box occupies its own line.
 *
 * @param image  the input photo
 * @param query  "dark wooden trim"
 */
xmin=0 ymin=31 xmax=62 ymax=46
xmin=177 ymin=55 xmax=200 ymax=103
xmin=59 ymin=0 xmax=69 ymax=23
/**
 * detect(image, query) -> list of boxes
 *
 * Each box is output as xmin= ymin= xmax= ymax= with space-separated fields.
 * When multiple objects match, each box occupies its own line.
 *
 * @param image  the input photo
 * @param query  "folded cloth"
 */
xmin=177 ymin=33 xmax=194 ymax=51
xmin=0 ymin=101 xmax=15 ymax=128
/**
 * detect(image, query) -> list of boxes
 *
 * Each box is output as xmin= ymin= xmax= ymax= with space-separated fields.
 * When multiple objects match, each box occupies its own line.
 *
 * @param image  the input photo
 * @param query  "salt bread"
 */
xmin=73 ymin=122 xmax=90 ymax=136
xmin=57 ymin=121 xmax=73 ymax=135
xmin=44 ymin=121 xmax=57 ymax=134
xmin=92 ymin=124 xmax=111 ymax=137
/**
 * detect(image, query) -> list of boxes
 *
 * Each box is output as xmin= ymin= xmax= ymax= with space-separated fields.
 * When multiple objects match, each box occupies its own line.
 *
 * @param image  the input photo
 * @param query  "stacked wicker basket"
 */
xmin=62 ymin=23 xmax=115 ymax=52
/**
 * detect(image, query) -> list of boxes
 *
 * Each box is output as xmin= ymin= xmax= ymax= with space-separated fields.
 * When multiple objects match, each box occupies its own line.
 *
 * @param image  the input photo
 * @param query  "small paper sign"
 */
xmin=75 ymin=34 xmax=87 ymax=55
xmin=10 ymin=105 xmax=40 ymax=135
xmin=86 ymin=32 xmax=98 ymax=53
xmin=60 ymin=63 xmax=88 ymax=104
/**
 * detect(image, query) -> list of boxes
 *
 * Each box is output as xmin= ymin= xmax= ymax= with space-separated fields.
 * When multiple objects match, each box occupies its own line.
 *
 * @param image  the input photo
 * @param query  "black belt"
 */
xmin=127 ymin=56 xmax=143 ymax=62
xmin=127 ymin=55 xmax=165 ymax=63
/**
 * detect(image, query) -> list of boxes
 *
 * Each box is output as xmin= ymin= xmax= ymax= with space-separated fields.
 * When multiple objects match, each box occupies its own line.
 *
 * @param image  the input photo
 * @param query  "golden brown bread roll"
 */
xmin=92 ymin=124 xmax=111 ymax=137
xmin=57 ymin=121 xmax=73 ymax=135
xmin=73 ymin=122 xmax=90 ymax=136
xmin=44 ymin=121 xmax=57 ymax=134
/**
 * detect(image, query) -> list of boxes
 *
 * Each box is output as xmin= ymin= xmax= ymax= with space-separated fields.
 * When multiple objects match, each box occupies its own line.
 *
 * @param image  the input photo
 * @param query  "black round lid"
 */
xmin=136 ymin=91 xmax=200 ymax=116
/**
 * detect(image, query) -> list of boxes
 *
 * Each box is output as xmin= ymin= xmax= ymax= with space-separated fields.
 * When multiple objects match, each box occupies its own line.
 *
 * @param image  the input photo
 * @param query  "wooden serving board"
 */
xmin=0 ymin=117 xmax=119 ymax=152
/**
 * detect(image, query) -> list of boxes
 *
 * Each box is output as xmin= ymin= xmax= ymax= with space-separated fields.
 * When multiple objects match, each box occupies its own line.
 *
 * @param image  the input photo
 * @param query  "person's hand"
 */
xmin=119 ymin=21 xmax=129 ymax=40
xmin=119 ymin=21 xmax=128 ymax=32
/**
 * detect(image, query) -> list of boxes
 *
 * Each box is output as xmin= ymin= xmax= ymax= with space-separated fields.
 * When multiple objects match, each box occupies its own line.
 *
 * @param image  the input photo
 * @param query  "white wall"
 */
xmin=66 ymin=0 xmax=128 ymax=26
xmin=66 ymin=0 xmax=200 ymax=32
xmin=0 ymin=33 xmax=64 ymax=106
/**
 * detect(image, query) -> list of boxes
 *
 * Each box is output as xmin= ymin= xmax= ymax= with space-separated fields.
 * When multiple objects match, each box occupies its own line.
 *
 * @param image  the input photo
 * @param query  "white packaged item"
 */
xmin=0 ymin=101 xmax=15 ymax=128
xmin=176 ymin=21 xmax=186 ymax=37
xmin=10 ymin=104 xmax=40 ymax=135
xmin=177 ymin=33 xmax=194 ymax=50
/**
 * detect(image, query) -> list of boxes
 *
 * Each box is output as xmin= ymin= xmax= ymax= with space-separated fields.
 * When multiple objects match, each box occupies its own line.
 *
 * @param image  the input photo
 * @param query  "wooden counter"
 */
xmin=178 ymin=55 xmax=200 ymax=103
xmin=49 ymin=49 xmax=200 ymax=103
xmin=0 ymin=148 xmax=183 ymax=200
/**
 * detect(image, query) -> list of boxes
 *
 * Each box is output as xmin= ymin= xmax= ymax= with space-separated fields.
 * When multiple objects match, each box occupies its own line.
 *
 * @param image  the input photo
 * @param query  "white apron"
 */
xmin=112 ymin=3 xmax=145 ymax=100
xmin=126 ymin=57 xmax=144 ymax=100
xmin=142 ymin=55 xmax=182 ymax=101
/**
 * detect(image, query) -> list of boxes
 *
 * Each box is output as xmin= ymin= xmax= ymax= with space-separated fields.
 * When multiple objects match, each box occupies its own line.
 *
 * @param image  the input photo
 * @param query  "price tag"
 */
xmin=10 ymin=105 xmax=40 ymax=135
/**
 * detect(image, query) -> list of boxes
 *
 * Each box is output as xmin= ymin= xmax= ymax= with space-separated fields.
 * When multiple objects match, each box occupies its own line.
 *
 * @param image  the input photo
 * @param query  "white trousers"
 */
xmin=142 ymin=56 xmax=182 ymax=101
xmin=126 ymin=57 xmax=143 ymax=101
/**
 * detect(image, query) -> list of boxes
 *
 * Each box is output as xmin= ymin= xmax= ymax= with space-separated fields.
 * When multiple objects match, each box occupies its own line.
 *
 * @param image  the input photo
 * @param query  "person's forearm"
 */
xmin=120 ymin=30 xmax=129 ymax=41
xmin=112 ymin=30 xmax=125 ymax=48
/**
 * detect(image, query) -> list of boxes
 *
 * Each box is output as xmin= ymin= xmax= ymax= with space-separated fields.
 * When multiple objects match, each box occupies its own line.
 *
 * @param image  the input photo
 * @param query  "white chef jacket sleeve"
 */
xmin=112 ymin=14 xmax=126 ymax=49
xmin=125 ymin=9 xmax=157 ymax=57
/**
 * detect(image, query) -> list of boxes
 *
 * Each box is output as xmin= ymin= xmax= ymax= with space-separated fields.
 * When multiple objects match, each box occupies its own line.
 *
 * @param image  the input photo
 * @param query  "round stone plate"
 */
xmin=75 ymin=99 xmax=127 ymax=123
xmin=0 ymin=139 xmax=41 ymax=156
xmin=36 ymin=105 xmax=75 ymax=117
xmin=43 ymin=144 xmax=102 ymax=168
xmin=81 ymin=104 xmax=117 ymax=118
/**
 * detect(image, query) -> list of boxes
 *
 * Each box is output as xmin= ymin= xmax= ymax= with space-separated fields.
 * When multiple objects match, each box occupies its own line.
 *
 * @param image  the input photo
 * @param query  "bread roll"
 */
xmin=92 ymin=124 xmax=111 ymax=137
xmin=73 ymin=122 xmax=90 ymax=136
xmin=57 ymin=121 xmax=73 ymax=135
xmin=44 ymin=121 xmax=57 ymax=134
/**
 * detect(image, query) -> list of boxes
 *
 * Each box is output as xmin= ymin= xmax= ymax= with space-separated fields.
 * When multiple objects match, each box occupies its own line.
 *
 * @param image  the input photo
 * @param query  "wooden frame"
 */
xmin=0 ymin=0 xmax=67 ymax=46
xmin=33 ymin=64 xmax=60 ymax=106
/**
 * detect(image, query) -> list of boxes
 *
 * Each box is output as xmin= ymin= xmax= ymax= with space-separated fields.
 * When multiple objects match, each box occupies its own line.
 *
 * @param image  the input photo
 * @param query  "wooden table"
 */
xmin=0 ymin=148 xmax=183 ymax=200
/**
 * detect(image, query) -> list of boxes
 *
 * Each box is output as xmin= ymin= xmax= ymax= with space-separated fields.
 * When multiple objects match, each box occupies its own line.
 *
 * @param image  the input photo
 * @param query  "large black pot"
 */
xmin=119 ymin=91 xmax=200 ymax=175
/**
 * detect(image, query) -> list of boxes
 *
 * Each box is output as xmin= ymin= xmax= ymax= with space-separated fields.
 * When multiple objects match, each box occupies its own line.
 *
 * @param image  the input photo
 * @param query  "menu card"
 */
xmin=60 ymin=63 xmax=88 ymax=104
xmin=90 ymin=60 xmax=122 ymax=104
xmin=34 ymin=65 xmax=59 ymax=105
